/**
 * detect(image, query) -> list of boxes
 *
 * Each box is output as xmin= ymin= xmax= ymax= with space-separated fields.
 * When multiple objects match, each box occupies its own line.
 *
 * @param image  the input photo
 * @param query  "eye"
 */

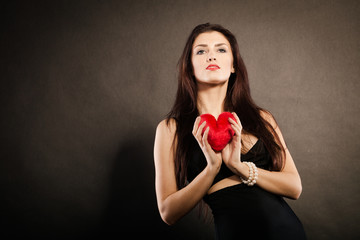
xmin=218 ymin=48 xmax=227 ymax=53
xmin=196 ymin=49 xmax=206 ymax=55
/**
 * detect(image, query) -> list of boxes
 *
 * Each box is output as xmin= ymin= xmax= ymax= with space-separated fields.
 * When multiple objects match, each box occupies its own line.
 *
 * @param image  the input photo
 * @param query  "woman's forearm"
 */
xmin=159 ymin=166 xmax=217 ymax=225
xmin=256 ymin=168 xmax=302 ymax=199
xmin=233 ymin=163 xmax=302 ymax=200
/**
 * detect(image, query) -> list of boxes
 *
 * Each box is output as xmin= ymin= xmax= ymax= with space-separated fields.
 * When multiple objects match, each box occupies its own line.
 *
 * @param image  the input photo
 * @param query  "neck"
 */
xmin=196 ymin=81 xmax=228 ymax=118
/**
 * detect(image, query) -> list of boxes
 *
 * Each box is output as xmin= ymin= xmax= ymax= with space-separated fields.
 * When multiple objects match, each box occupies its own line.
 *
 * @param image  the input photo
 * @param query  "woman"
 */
xmin=154 ymin=23 xmax=306 ymax=239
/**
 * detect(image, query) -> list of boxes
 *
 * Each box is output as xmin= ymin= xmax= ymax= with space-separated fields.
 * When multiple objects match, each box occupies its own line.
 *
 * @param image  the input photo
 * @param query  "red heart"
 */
xmin=199 ymin=112 xmax=236 ymax=151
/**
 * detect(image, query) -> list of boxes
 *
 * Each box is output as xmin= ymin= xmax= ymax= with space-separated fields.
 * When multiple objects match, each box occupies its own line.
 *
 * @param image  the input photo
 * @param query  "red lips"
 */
xmin=206 ymin=64 xmax=220 ymax=70
xmin=199 ymin=112 xmax=236 ymax=151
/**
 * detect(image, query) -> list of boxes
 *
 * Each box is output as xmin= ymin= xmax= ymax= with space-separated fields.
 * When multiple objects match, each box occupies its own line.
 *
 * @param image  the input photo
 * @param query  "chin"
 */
xmin=197 ymin=78 xmax=228 ymax=85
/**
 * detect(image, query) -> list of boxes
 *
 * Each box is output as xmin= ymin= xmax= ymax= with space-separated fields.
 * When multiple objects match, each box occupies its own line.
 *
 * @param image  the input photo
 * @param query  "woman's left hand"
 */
xmin=222 ymin=112 xmax=242 ymax=172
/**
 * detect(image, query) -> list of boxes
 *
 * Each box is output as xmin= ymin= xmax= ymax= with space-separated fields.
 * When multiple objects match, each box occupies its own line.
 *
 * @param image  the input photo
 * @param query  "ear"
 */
xmin=231 ymin=66 xmax=235 ymax=73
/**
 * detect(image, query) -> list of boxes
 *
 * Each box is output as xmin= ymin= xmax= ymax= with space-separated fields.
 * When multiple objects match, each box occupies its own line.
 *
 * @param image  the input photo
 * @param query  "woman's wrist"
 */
xmin=233 ymin=161 xmax=249 ymax=179
xmin=239 ymin=162 xmax=258 ymax=186
xmin=206 ymin=163 xmax=221 ymax=177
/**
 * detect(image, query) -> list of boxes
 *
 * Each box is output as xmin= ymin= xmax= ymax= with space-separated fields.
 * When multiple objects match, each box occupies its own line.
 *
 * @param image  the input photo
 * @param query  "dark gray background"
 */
xmin=1 ymin=0 xmax=359 ymax=239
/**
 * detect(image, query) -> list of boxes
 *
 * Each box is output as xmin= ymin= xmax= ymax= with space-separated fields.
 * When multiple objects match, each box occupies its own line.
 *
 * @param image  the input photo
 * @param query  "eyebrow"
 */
xmin=194 ymin=43 xmax=228 ymax=48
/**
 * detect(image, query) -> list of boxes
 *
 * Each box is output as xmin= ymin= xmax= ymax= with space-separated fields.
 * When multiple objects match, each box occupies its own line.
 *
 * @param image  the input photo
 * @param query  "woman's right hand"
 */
xmin=192 ymin=117 xmax=222 ymax=174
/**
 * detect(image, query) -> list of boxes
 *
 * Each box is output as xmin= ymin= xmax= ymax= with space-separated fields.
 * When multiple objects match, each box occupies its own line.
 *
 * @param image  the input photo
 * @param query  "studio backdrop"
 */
xmin=1 ymin=0 xmax=359 ymax=239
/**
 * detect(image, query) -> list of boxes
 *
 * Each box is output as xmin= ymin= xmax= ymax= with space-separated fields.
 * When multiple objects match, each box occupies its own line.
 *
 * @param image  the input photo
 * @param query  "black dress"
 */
xmin=187 ymin=137 xmax=307 ymax=240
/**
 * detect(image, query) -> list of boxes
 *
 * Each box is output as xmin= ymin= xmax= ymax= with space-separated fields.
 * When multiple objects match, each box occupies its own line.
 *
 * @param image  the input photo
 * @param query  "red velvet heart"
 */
xmin=199 ymin=112 xmax=236 ymax=151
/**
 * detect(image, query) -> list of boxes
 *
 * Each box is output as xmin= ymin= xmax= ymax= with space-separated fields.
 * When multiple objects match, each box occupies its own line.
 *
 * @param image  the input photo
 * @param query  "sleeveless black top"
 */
xmin=187 ymin=136 xmax=271 ymax=185
xmin=186 ymin=135 xmax=307 ymax=239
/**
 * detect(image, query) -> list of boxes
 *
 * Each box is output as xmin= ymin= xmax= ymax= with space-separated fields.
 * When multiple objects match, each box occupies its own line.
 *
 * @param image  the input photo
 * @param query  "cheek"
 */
xmin=224 ymin=54 xmax=233 ymax=67
xmin=222 ymin=56 xmax=234 ymax=71
xmin=192 ymin=58 xmax=203 ymax=75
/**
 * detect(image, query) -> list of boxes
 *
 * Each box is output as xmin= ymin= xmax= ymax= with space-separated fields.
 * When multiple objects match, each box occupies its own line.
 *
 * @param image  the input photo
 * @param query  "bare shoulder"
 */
xmin=154 ymin=118 xmax=177 ymax=170
xmin=260 ymin=109 xmax=278 ymax=129
xmin=156 ymin=118 xmax=177 ymax=137
xmin=155 ymin=118 xmax=177 ymax=153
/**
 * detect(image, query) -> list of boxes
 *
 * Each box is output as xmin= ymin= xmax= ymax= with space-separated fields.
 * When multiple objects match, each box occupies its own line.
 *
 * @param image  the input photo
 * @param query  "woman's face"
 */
xmin=191 ymin=31 xmax=234 ymax=85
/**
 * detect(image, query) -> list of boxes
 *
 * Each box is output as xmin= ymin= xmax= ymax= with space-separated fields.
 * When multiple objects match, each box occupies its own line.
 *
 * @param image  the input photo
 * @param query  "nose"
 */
xmin=207 ymin=52 xmax=216 ymax=62
xmin=207 ymin=56 xmax=216 ymax=61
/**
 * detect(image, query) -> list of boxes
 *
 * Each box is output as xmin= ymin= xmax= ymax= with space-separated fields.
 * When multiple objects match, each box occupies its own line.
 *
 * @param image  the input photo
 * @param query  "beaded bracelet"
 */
xmin=240 ymin=162 xmax=258 ymax=186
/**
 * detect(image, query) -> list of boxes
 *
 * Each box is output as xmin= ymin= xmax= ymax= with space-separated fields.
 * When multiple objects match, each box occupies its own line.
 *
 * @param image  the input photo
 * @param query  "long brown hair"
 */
xmin=167 ymin=23 xmax=285 ymax=189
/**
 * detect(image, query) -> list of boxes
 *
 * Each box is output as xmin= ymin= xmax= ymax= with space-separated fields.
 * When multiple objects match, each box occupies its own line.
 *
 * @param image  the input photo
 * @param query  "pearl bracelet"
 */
xmin=240 ymin=162 xmax=258 ymax=186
